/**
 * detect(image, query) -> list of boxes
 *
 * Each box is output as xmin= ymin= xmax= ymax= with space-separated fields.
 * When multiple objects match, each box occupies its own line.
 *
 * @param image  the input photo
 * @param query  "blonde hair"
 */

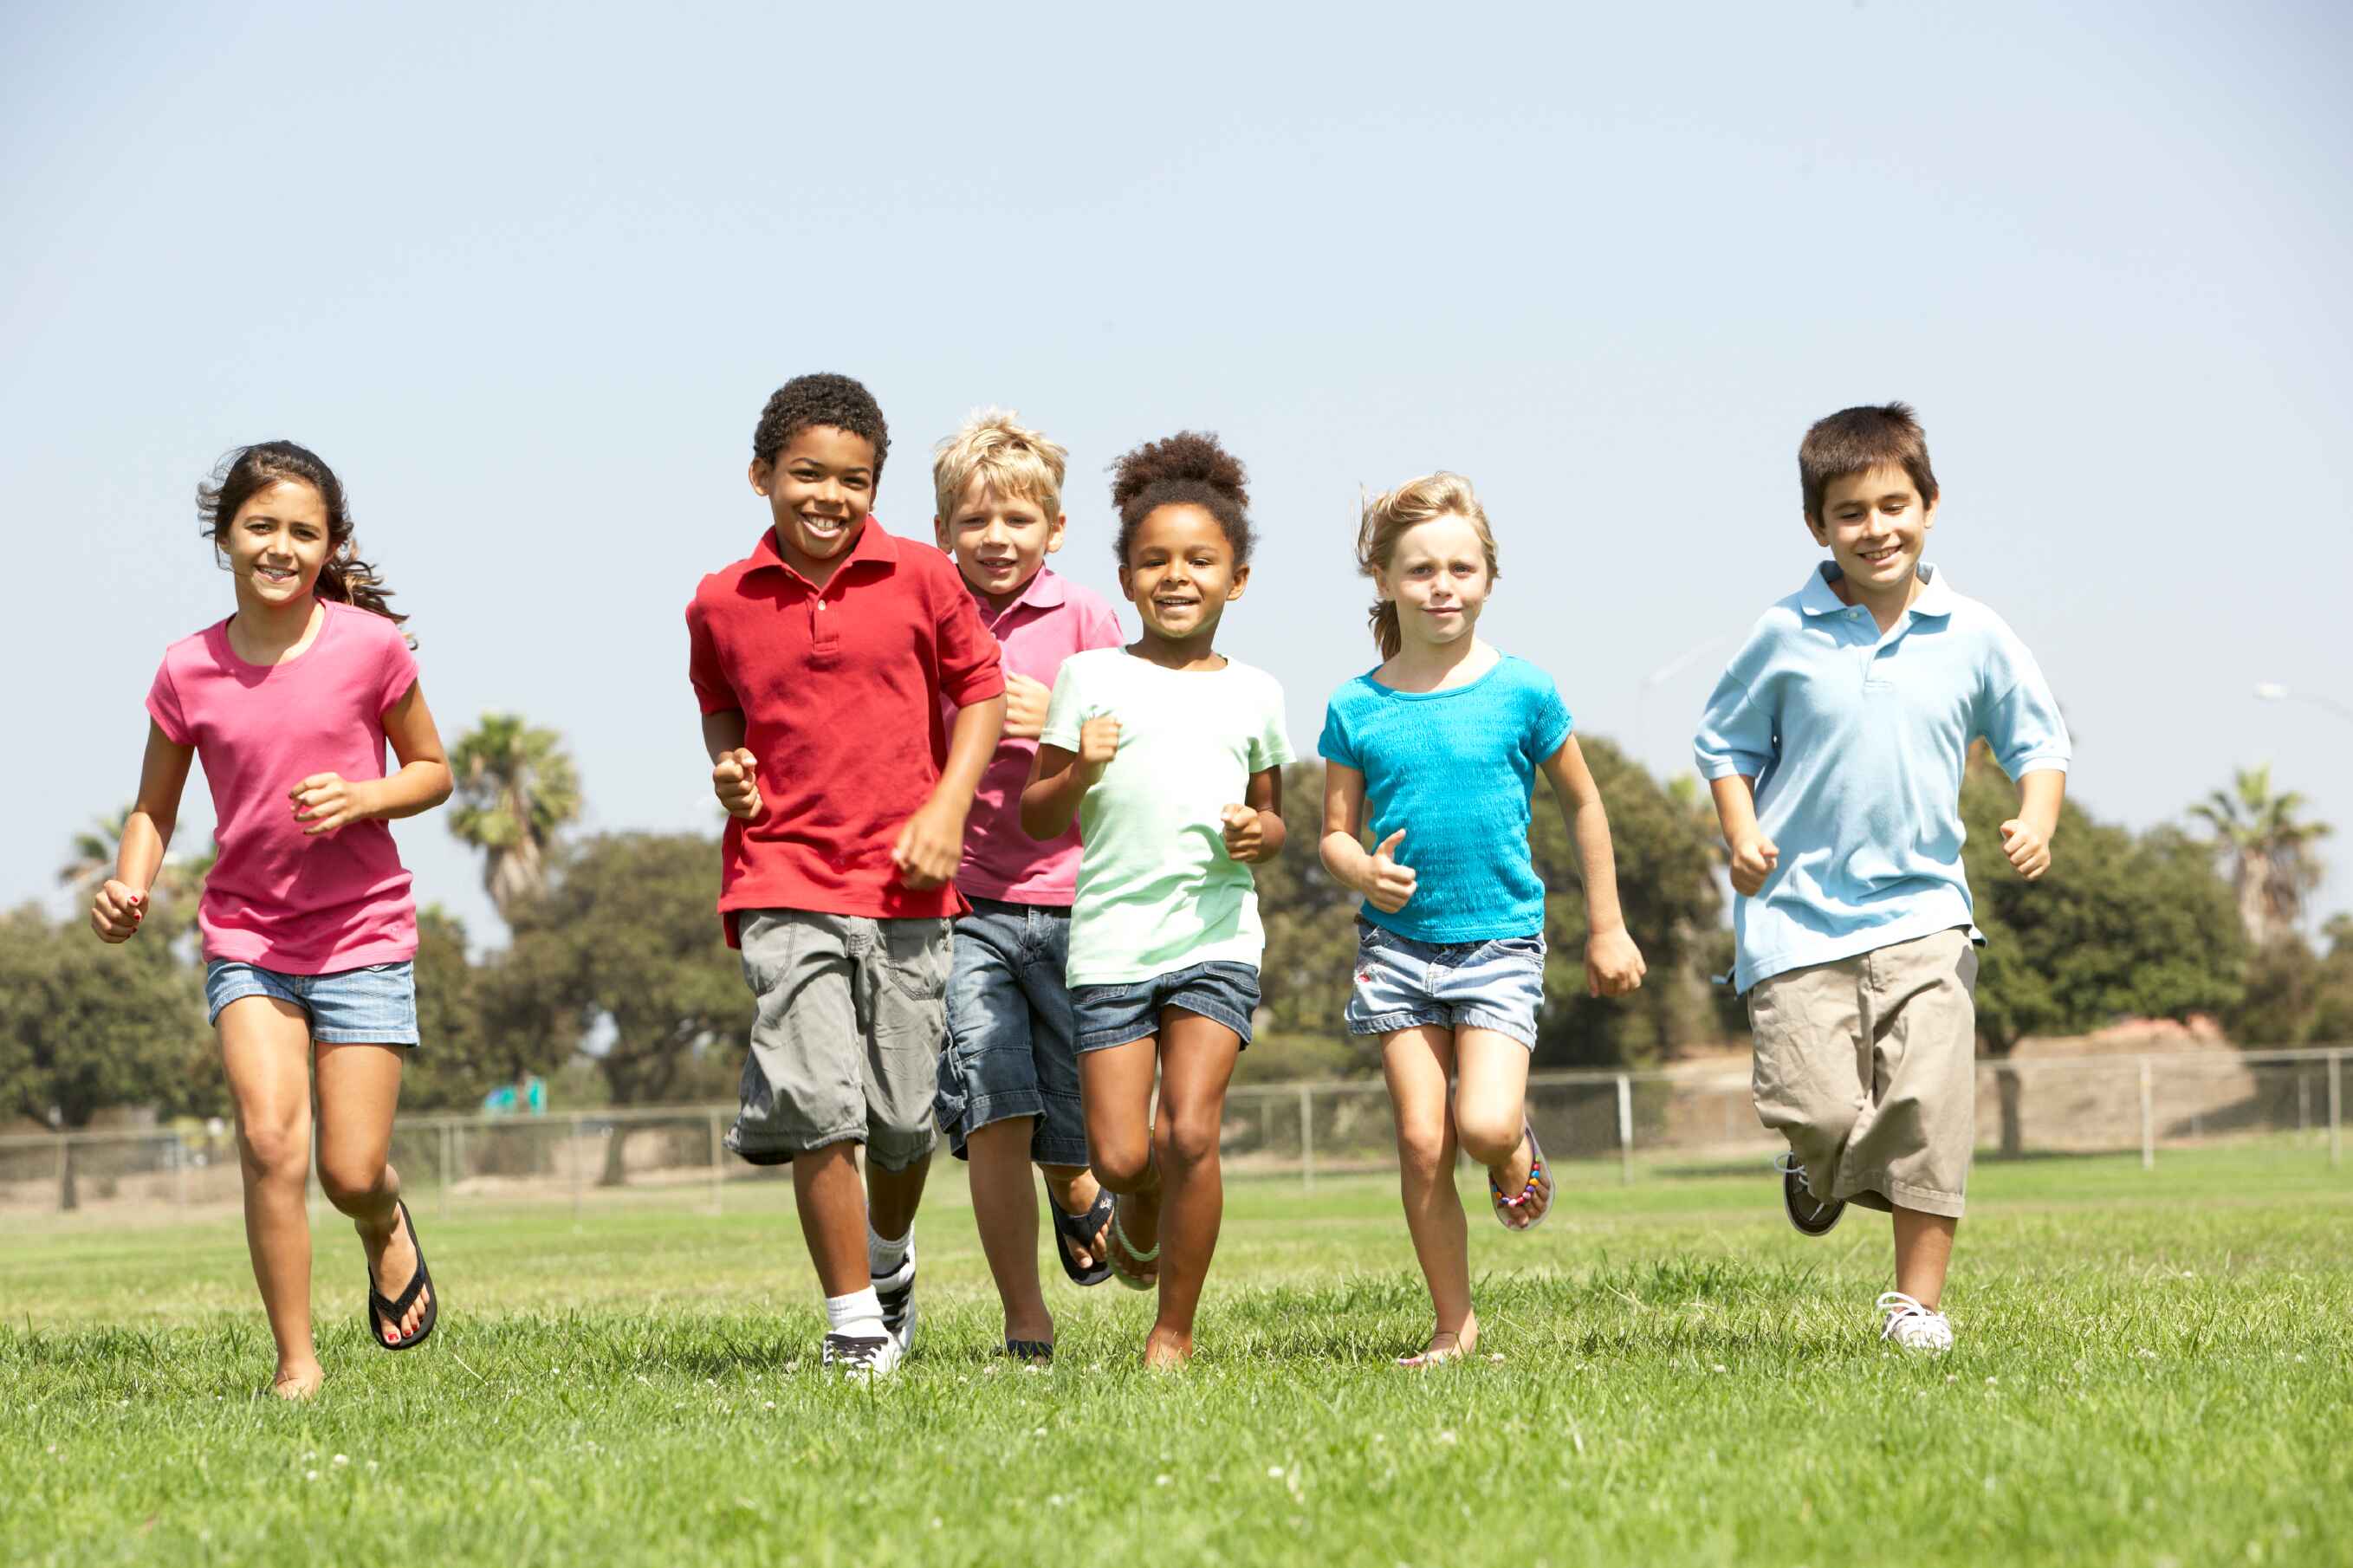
xmin=931 ymin=408 xmax=1069 ymax=525
xmin=1356 ymin=471 xmax=1500 ymax=658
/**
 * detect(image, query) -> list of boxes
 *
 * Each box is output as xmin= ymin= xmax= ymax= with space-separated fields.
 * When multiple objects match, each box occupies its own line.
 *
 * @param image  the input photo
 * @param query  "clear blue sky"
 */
xmin=6 ymin=1 xmax=2350 ymax=947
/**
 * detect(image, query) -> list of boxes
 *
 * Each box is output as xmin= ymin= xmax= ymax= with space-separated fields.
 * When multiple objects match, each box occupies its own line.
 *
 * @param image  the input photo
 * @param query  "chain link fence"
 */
xmin=4 ymin=1046 xmax=2344 ymax=1221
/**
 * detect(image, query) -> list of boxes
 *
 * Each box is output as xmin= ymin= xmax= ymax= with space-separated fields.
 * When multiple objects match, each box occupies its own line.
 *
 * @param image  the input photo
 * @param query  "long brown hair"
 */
xmin=1355 ymin=471 xmax=1498 ymax=658
xmin=198 ymin=442 xmax=412 ymax=644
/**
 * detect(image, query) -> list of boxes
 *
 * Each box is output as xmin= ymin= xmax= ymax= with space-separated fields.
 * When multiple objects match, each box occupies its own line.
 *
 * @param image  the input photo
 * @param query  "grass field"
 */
xmin=6 ymin=1148 xmax=2350 ymax=1567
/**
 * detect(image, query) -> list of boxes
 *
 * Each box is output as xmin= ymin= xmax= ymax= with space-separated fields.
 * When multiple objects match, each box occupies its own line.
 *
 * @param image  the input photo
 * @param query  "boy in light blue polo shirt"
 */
xmin=1693 ymin=402 xmax=2068 ymax=1353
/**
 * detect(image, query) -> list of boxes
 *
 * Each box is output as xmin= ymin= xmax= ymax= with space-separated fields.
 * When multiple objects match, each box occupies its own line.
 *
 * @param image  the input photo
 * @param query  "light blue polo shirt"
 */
xmin=1692 ymin=562 xmax=2070 ymax=995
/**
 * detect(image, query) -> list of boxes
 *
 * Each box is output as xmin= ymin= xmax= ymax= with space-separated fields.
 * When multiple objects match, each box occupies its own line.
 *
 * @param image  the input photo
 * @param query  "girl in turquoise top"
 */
xmin=1317 ymin=472 xmax=1646 ymax=1367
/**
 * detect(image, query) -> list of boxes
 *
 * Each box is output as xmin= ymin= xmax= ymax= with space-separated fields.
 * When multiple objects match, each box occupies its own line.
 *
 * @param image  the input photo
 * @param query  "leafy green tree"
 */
xmin=448 ymin=715 xmax=583 ymax=917
xmin=0 ymin=905 xmax=208 ymax=1208
xmin=2190 ymin=765 xmax=2332 ymax=948
xmin=398 ymin=907 xmax=518 ymax=1113
xmin=1965 ymin=758 xmax=2246 ymax=1155
xmin=482 ymin=833 xmax=746 ymax=1182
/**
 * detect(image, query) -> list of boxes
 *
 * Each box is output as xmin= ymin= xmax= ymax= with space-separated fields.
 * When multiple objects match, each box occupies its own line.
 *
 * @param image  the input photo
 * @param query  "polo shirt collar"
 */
xmin=971 ymin=564 xmax=1068 ymax=618
xmin=744 ymin=515 xmax=899 ymax=585
xmin=1799 ymin=560 xmax=1955 ymax=619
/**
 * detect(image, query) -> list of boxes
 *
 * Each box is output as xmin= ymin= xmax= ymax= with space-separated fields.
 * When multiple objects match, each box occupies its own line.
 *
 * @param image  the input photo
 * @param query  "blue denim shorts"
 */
xmin=1345 ymin=919 xmax=1546 ymax=1048
xmin=934 ymin=898 xmax=1087 ymax=1167
xmin=1073 ymin=960 xmax=1260 ymax=1053
xmin=204 ymin=959 xmax=420 ymax=1045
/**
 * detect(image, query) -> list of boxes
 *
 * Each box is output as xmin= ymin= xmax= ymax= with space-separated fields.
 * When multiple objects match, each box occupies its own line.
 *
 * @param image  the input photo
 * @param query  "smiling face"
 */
xmin=1118 ymin=503 xmax=1246 ymax=645
xmin=1809 ymin=463 xmax=1935 ymax=606
xmin=1375 ymin=513 xmax=1492 ymax=651
xmin=935 ymin=476 xmax=1065 ymax=608
xmin=221 ymin=479 xmax=331 ymax=608
xmin=750 ymin=425 xmax=878 ymax=578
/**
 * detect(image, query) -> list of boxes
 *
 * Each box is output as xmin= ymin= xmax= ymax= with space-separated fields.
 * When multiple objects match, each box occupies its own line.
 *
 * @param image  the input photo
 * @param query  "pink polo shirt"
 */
xmin=946 ymin=566 xmax=1125 ymax=905
xmin=146 ymin=600 xmax=421 ymax=974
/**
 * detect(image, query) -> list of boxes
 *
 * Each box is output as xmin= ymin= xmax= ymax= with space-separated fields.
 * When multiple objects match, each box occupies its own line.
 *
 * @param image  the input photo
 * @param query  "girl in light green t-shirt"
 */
xmin=1022 ymin=431 xmax=1293 ymax=1370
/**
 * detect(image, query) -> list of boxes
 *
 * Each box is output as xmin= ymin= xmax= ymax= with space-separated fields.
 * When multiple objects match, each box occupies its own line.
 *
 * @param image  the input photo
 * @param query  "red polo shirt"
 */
xmin=686 ymin=519 xmax=1004 ymax=941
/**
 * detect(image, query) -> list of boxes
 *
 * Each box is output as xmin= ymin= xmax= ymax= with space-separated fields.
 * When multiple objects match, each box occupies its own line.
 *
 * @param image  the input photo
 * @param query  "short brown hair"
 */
xmin=1799 ymin=402 xmax=1938 ymax=523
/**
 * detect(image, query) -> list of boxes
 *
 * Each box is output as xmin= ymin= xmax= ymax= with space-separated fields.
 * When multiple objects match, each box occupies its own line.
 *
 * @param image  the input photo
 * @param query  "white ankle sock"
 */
xmin=824 ymin=1287 xmax=885 ymax=1338
xmin=866 ymin=1222 xmax=911 ymax=1277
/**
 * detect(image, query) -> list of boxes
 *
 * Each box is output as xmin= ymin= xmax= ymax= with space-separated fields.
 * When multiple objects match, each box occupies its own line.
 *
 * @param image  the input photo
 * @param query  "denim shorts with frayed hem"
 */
xmin=934 ymin=898 xmax=1087 ymax=1167
xmin=204 ymin=959 xmax=420 ymax=1044
xmin=1072 ymin=961 xmax=1259 ymax=1053
xmin=1344 ymin=918 xmax=1546 ymax=1049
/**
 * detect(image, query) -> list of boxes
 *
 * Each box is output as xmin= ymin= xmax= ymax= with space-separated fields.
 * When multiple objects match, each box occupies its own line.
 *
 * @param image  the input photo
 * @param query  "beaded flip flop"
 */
xmin=1488 ymin=1119 xmax=1553 ymax=1233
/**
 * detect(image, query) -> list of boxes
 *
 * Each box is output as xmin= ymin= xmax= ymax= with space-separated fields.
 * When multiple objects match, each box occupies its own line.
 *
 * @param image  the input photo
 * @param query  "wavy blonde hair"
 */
xmin=931 ymin=408 xmax=1069 ymax=525
xmin=1356 ymin=471 xmax=1499 ymax=658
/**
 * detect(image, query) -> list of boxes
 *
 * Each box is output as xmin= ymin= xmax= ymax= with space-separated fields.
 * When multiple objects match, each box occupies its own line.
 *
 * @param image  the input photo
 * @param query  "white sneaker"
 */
xmin=822 ymin=1330 xmax=902 ymax=1378
xmin=1877 ymin=1291 xmax=1954 ymax=1352
xmin=873 ymin=1240 xmax=917 ymax=1357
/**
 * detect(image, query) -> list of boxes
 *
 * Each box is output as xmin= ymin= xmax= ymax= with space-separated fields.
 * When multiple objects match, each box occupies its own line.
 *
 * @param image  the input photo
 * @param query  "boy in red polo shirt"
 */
xmin=686 ymin=373 xmax=1006 ymax=1377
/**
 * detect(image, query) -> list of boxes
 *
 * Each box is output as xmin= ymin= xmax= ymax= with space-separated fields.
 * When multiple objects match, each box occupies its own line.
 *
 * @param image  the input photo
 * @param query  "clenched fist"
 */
xmin=1002 ymin=674 xmax=1052 ymax=741
xmin=712 ymin=748 xmax=763 ymax=820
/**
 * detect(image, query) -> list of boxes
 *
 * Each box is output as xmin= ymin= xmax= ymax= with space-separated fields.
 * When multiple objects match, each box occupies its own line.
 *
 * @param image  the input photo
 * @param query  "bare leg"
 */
xmin=1144 ymin=1009 xmax=1242 ymax=1367
xmin=967 ymin=1118 xmax=1050 ymax=1344
xmin=1383 ymin=1026 xmax=1476 ymax=1359
xmin=218 ymin=997 xmax=321 ymax=1396
xmin=1080 ymin=1035 xmax=1163 ymax=1283
xmin=865 ymin=1149 xmax=930 ymax=1244
xmin=1893 ymin=1206 xmax=1959 ymax=1308
xmin=1454 ymin=1029 xmax=1546 ymax=1226
xmin=313 ymin=1041 xmax=426 ymax=1344
xmin=792 ymin=1143 xmax=872 ymax=1298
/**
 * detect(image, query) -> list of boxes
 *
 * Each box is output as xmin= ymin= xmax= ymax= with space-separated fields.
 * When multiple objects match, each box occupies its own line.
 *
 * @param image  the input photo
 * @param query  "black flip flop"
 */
xmin=1051 ymin=1188 xmax=1116 ymax=1288
xmin=366 ymin=1199 xmax=438 ymax=1351
xmin=1004 ymin=1338 xmax=1053 ymax=1364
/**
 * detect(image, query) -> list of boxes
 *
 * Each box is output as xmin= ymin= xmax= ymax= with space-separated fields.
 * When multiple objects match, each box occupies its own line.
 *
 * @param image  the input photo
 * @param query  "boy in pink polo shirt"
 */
xmin=686 ymin=373 xmax=1005 ymax=1378
xmin=927 ymin=411 xmax=1126 ymax=1363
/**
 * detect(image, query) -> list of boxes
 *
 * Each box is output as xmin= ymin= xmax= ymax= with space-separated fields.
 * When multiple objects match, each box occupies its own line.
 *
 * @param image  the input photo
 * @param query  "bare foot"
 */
xmin=269 ymin=1364 xmax=324 ymax=1400
xmin=1142 ymin=1325 xmax=1192 ymax=1368
xmin=1489 ymin=1129 xmax=1551 ymax=1231
xmin=1397 ymin=1316 xmax=1479 ymax=1369
xmin=359 ymin=1203 xmax=430 ymax=1344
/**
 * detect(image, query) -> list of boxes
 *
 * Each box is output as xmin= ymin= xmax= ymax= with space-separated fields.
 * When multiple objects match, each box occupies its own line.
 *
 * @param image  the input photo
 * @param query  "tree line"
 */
xmin=10 ymin=716 xmax=2347 ymax=1166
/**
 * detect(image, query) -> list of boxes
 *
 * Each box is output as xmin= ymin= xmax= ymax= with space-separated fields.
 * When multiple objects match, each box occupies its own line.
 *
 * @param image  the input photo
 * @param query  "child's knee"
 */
xmin=1393 ymin=1114 xmax=1451 ymax=1175
xmin=1153 ymin=1105 xmax=1221 ymax=1170
xmin=315 ymin=1155 xmax=387 ymax=1212
xmin=1091 ymin=1137 xmax=1153 ymax=1192
xmin=1454 ymin=1106 xmax=1522 ymax=1169
xmin=238 ymin=1119 xmax=309 ymax=1185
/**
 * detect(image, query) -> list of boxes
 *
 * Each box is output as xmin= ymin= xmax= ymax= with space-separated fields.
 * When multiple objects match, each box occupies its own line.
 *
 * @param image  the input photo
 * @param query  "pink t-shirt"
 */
xmin=146 ymin=600 xmax=422 ymax=974
xmin=947 ymin=567 xmax=1125 ymax=905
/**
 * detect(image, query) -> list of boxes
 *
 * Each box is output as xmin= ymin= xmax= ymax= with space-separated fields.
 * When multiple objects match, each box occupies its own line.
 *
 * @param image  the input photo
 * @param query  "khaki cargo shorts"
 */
xmin=1748 ymin=926 xmax=1980 ymax=1219
xmin=727 ymin=909 xmax=951 ymax=1172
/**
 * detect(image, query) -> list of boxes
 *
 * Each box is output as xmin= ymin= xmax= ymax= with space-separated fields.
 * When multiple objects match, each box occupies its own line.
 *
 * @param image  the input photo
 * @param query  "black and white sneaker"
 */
xmin=873 ymin=1239 xmax=917 ymax=1357
xmin=821 ymin=1331 xmax=901 ymax=1378
xmin=1774 ymin=1151 xmax=1844 ymax=1236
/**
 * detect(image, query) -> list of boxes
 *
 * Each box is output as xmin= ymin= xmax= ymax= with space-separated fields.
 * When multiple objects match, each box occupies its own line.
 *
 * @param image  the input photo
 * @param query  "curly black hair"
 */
xmin=1109 ymin=431 xmax=1253 ymax=567
xmin=751 ymin=373 xmax=891 ymax=476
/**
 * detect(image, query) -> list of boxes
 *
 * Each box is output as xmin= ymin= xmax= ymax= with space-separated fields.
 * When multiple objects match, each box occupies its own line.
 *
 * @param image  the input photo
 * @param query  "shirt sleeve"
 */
xmin=1522 ymin=669 xmax=1574 ymax=765
xmin=1976 ymin=621 xmax=2071 ymax=778
xmin=1082 ymin=597 xmax=1125 ymax=652
xmin=145 ymin=658 xmax=191 ymax=747
xmin=1693 ymin=625 xmax=1778 ymax=781
xmin=934 ymin=568 xmax=1006 ymax=707
xmin=684 ymin=590 xmax=741 ymax=716
xmin=1248 ymin=676 xmax=1297 ymax=771
xmin=1316 ymin=690 xmax=1358 ymax=769
xmin=1040 ymin=659 xmax=1086 ymax=751
xmin=376 ymin=620 xmax=420 ymax=715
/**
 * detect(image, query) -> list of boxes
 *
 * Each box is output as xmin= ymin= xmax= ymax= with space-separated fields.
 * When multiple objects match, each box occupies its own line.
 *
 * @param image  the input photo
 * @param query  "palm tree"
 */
xmin=2190 ymin=765 xmax=2333 ymax=947
xmin=448 ymin=716 xmax=583 ymax=917
xmin=56 ymin=808 xmax=130 ymax=897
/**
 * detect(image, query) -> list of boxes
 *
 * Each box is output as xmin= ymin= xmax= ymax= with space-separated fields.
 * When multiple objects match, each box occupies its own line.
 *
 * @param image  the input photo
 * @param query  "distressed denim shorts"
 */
xmin=204 ymin=959 xmax=420 ymax=1044
xmin=934 ymin=897 xmax=1087 ymax=1167
xmin=1072 ymin=961 xmax=1260 ymax=1053
xmin=1345 ymin=918 xmax=1546 ymax=1048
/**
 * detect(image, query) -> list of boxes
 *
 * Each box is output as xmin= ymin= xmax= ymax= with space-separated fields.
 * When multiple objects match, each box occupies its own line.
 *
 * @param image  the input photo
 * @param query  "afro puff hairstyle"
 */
xmin=1108 ymin=431 xmax=1253 ymax=567
xmin=751 ymin=373 xmax=891 ymax=477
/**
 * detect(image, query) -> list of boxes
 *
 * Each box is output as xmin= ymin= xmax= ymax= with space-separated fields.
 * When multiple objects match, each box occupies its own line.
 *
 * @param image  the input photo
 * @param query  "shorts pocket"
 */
xmin=881 ymin=918 xmax=953 ymax=1001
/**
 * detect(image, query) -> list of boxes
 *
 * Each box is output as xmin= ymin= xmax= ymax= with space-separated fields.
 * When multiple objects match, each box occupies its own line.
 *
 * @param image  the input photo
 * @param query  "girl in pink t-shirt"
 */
xmin=89 ymin=442 xmax=454 ymax=1398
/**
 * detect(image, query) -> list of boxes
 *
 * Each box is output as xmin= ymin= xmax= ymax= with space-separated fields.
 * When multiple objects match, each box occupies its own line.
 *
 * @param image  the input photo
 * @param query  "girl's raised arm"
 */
xmin=93 ymin=722 xmax=195 ymax=942
xmin=1538 ymin=736 xmax=1645 ymax=998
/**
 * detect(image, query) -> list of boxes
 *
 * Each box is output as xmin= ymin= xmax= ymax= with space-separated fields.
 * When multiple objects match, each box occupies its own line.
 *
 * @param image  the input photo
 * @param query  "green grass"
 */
xmin=6 ymin=1148 xmax=2351 ymax=1567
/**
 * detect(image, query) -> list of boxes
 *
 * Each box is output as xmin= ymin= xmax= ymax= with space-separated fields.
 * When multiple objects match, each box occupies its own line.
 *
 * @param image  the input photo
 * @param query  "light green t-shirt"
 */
xmin=1040 ymin=647 xmax=1296 ymax=986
